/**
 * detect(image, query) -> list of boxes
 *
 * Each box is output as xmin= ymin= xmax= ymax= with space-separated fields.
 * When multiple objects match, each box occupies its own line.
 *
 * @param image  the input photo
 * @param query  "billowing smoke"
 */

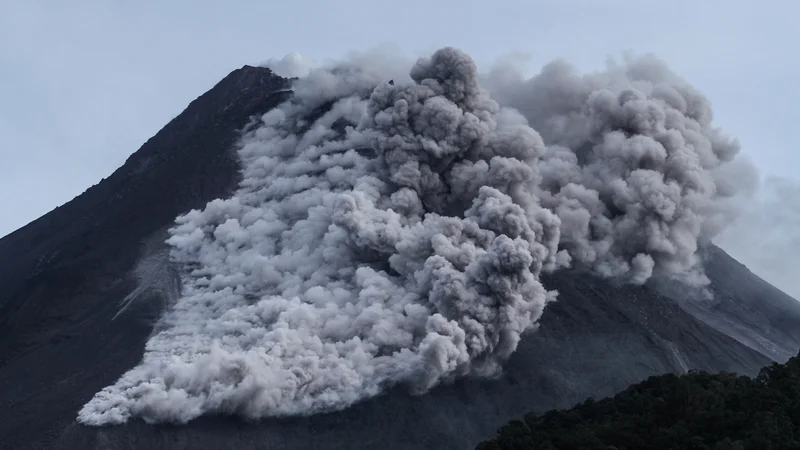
xmin=484 ymin=55 xmax=747 ymax=285
xmin=78 ymin=47 xmax=751 ymax=426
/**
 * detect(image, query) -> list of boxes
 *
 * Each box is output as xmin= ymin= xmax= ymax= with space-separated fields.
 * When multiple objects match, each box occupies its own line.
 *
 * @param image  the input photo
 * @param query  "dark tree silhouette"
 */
xmin=478 ymin=352 xmax=800 ymax=450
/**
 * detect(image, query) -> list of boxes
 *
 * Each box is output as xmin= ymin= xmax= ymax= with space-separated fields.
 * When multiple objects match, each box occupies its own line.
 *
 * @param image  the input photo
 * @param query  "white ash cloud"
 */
xmin=78 ymin=47 xmax=561 ymax=426
xmin=78 ymin=47 xmax=753 ymax=426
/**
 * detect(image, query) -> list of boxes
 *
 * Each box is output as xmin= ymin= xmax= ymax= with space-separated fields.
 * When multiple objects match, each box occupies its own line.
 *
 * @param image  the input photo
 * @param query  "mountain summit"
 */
xmin=1 ymin=50 xmax=799 ymax=450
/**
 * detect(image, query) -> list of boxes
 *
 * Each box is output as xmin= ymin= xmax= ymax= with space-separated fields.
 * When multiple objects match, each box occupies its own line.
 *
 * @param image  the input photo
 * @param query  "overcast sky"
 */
xmin=1 ymin=1 xmax=798 ymax=295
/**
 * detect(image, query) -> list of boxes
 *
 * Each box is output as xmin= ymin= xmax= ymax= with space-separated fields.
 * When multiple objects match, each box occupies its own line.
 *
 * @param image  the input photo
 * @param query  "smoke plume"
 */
xmin=484 ymin=54 xmax=747 ymax=285
xmin=78 ymin=47 xmax=752 ymax=426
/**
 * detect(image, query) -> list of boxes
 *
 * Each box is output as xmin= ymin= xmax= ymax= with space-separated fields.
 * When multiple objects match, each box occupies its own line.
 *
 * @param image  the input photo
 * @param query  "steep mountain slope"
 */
xmin=0 ymin=65 xmax=798 ymax=450
xmin=0 ymin=66 xmax=292 ymax=449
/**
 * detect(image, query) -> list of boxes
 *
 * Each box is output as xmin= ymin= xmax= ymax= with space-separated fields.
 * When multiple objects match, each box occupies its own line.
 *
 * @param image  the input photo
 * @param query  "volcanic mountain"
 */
xmin=1 ymin=50 xmax=799 ymax=450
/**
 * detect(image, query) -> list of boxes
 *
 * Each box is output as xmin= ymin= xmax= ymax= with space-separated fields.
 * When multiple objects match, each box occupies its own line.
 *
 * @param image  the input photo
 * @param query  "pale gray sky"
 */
xmin=1 ymin=1 xmax=798 ymax=294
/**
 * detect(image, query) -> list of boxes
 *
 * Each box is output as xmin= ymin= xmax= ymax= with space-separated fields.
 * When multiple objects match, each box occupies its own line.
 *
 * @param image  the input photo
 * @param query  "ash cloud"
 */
xmin=78 ymin=47 xmax=754 ymax=426
xmin=484 ymin=54 xmax=751 ymax=285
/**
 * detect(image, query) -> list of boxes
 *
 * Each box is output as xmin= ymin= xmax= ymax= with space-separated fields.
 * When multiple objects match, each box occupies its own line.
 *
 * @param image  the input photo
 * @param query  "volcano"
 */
xmin=1 ymin=52 xmax=799 ymax=450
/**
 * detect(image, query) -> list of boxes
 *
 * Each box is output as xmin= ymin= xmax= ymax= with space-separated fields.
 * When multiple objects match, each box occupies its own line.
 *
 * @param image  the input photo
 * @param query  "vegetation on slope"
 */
xmin=477 ymin=352 xmax=800 ymax=450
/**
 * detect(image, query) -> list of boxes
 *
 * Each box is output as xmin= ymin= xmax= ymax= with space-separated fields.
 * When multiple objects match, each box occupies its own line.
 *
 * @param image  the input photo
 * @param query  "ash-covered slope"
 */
xmin=0 ymin=54 xmax=798 ymax=450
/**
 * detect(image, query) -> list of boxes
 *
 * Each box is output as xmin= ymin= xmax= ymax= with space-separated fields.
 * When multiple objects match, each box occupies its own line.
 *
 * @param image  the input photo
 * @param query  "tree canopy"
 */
xmin=477 ymin=352 xmax=800 ymax=450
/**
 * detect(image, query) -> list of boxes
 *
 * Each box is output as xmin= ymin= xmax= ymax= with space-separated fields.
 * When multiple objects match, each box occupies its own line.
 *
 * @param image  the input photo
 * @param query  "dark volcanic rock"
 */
xmin=0 ymin=66 xmax=291 ymax=449
xmin=0 ymin=66 xmax=798 ymax=450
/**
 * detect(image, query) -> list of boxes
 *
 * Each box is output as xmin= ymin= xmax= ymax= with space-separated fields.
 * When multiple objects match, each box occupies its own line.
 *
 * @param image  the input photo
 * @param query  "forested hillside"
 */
xmin=478 ymin=353 xmax=800 ymax=450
